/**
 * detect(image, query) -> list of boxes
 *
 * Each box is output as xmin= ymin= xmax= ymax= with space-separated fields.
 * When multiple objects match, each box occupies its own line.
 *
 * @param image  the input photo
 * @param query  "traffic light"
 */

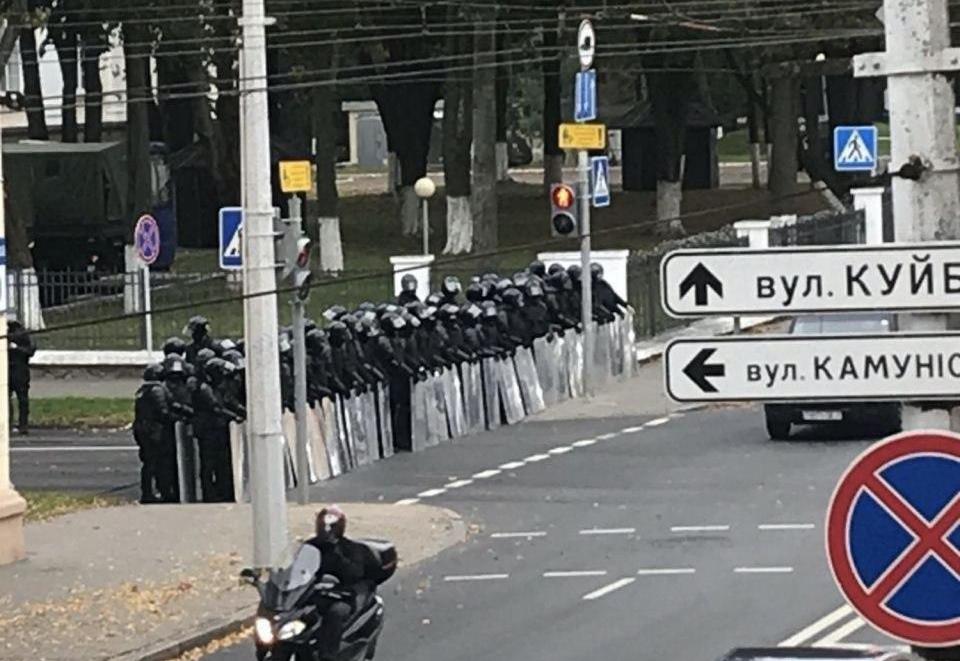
xmin=550 ymin=183 xmax=577 ymax=237
xmin=275 ymin=217 xmax=314 ymax=300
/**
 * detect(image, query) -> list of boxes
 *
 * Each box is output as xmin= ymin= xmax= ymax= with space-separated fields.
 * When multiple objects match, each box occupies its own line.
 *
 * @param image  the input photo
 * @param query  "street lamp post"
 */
xmin=415 ymin=176 xmax=436 ymax=256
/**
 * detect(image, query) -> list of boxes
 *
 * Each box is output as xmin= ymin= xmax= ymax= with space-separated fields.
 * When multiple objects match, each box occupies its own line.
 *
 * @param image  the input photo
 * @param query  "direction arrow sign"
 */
xmin=826 ymin=431 xmax=960 ymax=647
xmin=661 ymin=242 xmax=960 ymax=317
xmin=664 ymin=333 xmax=960 ymax=403
xmin=574 ymin=69 xmax=597 ymax=122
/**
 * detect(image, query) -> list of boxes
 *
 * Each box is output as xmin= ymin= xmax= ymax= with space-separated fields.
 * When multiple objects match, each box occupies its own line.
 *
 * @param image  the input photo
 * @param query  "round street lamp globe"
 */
xmin=414 ymin=177 xmax=436 ymax=199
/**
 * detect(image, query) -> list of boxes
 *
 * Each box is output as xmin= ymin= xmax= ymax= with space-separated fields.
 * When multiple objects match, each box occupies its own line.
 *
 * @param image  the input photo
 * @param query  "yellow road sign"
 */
xmin=279 ymin=160 xmax=313 ymax=193
xmin=559 ymin=123 xmax=606 ymax=150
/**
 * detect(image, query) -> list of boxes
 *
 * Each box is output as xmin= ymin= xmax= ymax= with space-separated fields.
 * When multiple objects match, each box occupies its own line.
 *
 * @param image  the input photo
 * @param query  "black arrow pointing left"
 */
xmin=683 ymin=348 xmax=725 ymax=393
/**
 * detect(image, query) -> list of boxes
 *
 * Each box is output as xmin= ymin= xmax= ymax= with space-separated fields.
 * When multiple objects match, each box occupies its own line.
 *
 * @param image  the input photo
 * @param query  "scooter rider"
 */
xmin=306 ymin=506 xmax=372 ymax=660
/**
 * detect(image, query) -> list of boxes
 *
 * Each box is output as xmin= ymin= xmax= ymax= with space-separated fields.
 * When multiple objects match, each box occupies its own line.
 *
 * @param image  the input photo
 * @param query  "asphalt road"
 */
xmin=204 ymin=404 xmax=901 ymax=661
xmin=10 ymin=429 xmax=140 ymax=498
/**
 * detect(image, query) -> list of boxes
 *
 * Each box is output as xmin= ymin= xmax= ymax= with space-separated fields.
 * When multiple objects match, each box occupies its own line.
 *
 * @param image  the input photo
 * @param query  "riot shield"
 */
xmin=481 ymin=357 xmax=502 ymax=430
xmin=446 ymin=367 xmax=467 ymax=438
xmin=347 ymin=394 xmax=370 ymax=467
xmin=229 ymin=421 xmax=248 ymax=503
xmin=411 ymin=379 xmax=429 ymax=452
xmin=568 ymin=332 xmax=585 ymax=398
xmin=500 ymin=357 xmax=525 ymax=424
xmin=534 ymin=337 xmax=558 ymax=407
xmin=515 ymin=346 xmax=546 ymax=414
xmin=609 ymin=319 xmax=623 ymax=377
xmin=378 ymin=383 xmax=395 ymax=459
xmin=320 ymin=397 xmax=343 ymax=477
xmin=175 ymin=422 xmax=199 ymax=503
xmin=462 ymin=362 xmax=485 ymax=434
xmin=592 ymin=321 xmax=611 ymax=388
xmin=554 ymin=333 xmax=570 ymax=402
xmin=281 ymin=411 xmax=299 ymax=488
xmin=362 ymin=390 xmax=380 ymax=462
xmin=336 ymin=394 xmax=356 ymax=471
xmin=622 ymin=311 xmax=637 ymax=377
xmin=428 ymin=372 xmax=450 ymax=445
xmin=307 ymin=406 xmax=330 ymax=482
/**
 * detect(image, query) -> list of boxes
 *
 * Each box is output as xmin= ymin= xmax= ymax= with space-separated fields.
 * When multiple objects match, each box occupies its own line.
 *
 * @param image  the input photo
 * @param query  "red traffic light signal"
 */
xmin=550 ymin=184 xmax=577 ymax=237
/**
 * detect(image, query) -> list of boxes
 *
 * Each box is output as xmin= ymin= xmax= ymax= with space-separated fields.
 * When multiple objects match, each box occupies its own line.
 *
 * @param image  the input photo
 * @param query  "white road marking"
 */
xmin=394 ymin=498 xmax=421 ymax=506
xmin=734 ymin=566 xmax=794 ymax=574
xmin=671 ymin=525 xmax=730 ymax=533
xmin=759 ymin=523 xmax=816 ymax=531
xmin=417 ymin=488 xmax=447 ymax=498
xmin=11 ymin=446 xmax=138 ymax=452
xmin=595 ymin=432 xmax=618 ymax=440
xmin=778 ymin=605 xmax=854 ymax=647
xmin=582 ymin=577 xmax=636 ymax=601
xmin=490 ymin=531 xmax=547 ymax=539
xmin=525 ymin=453 xmax=550 ymax=463
xmin=813 ymin=617 xmax=866 ymax=646
xmin=444 ymin=574 xmax=509 ymax=582
xmin=579 ymin=528 xmax=635 ymax=536
xmin=444 ymin=479 xmax=474 ymax=489
xmin=543 ymin=570 xmax=608 ymax=578
xmin=645 ymin=417 xmax=670 ymax=427
xmin=636 ymin=568 xmax=696 ymax=576
xmin=548 ymin=446 xmax=573 ymax=455
xmin=620 ymin=426 xmax=645 ymax=434
xmin=499 ymin=461 xmax=526 ymax=470
xmin=572 ymin=439 xmax=597 ymax=448
xmin=472 ymin=469 xmax=502 ymax=479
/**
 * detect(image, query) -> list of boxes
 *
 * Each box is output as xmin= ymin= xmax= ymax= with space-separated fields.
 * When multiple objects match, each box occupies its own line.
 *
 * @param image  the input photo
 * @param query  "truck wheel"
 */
xmin=765 ymin=413 xmax=791 ymax=440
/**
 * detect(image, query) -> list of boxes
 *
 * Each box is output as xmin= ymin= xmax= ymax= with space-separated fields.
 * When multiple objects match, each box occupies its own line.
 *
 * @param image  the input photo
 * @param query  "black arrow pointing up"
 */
xmin=683 ymin=349 xmax=725 ymax=393
xmin=679 ymin=263 xmax=723 ymax=306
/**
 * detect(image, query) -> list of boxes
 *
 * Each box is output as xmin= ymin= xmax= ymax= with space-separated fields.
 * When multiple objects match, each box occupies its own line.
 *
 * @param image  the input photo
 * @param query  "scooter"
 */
xmin=241 ymin=539 xmax=397 ymax=661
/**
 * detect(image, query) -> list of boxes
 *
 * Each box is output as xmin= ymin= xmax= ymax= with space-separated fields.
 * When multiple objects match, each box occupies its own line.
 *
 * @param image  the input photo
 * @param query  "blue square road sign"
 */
xmin=574 ymin=69 xmax=597 ymax=123
xmin=834 ymin=125 xmax=878 ymax=172
xmin=591 ymin=156 xmax=611 ymax=208
xmin=219 ymin=207 xmax=244 ymax=270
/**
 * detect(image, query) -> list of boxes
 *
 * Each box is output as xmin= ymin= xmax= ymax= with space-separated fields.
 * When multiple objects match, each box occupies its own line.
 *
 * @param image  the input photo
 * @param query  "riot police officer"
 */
xmin=194 ymin=358 xmax=239 ymax=502
xmin=133 ymin=363 xmax=171 ymax=504
xmin=440 ymin=276 xmax=462 ymax=305
xmin=7 ymin=318 xmax=35 ymax=434
xmin=161 ymin=354 xmax=195 ymax=502
xmin=397 ymin=274 xmax=420 ymax=306
xmin=184 ymin=316 xmax=216 ymax=364
xmin=591 ymin=263 xmax=629 ymax=321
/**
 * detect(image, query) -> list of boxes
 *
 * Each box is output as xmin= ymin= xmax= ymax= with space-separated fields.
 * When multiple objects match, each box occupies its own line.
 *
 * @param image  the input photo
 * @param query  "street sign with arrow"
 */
xmin=661 ymin=242 xmax=960 ymax=317
xmin=665 ymin=333 xmax=960 ymax=403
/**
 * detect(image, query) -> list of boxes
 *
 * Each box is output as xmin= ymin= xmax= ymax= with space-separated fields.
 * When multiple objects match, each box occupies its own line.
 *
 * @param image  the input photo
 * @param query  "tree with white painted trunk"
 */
xmin=441 ymin=6 xmax=473 ymax=256
xmin=471 ymin=2 xmax=498 ymax=254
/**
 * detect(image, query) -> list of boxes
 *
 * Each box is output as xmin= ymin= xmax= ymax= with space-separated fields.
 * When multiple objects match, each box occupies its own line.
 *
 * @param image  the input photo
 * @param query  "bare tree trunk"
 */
xmin=53 ymin=29 xmax=79 ymax=143
xmin=311 ymin=77 xmax=343 ymax=273
xmin=19 ymin=26 xmax=48 ymax=140
xmin=541 ymin=18 xmax=562 ymax=187
xmin=650 ymin=70 xmax=692 ymax=236
xmin=471 ymin=5 xmax=498 ymax=253
xmin=769 ymin=76 xmax=800 ymax=201
xmin=442 ymin=20 xmax=473 ymax=255
xmin=82 ymin=42 xmax=104 ymax=142
xmin=495 ymin=29 xmax=509 ymax=182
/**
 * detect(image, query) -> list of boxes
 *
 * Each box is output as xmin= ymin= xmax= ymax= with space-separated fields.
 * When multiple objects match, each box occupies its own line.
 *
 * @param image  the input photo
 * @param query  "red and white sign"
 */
xmin=826 ymin=430 xmax=960 ymax=647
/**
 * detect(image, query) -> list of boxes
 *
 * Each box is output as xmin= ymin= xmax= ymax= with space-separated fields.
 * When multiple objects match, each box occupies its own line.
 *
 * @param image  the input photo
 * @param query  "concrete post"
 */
xmin=852 ymin=187 xmax=886 ymax=245
xmin=733 ymin=220 xmax=772 ymax=249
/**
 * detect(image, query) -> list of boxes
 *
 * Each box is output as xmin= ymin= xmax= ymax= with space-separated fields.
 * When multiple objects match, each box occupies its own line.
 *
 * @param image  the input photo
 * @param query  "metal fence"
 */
xmin=768 ymin=208 xmax=865 ymax=247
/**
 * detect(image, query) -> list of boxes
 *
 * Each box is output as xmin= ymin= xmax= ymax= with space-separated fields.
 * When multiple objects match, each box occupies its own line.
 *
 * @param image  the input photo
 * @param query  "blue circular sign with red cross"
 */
xmin=826 ymin=430 xmax=960 ymax=647
xmin=134 ymin=214 xmax=161 ymax=266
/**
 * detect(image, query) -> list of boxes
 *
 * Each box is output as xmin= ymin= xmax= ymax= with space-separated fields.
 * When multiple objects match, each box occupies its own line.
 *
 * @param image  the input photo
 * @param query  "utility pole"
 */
xmin=854 ymin=1 xmax=960 ymax=658
xmin=578 ymin=149 xmax=594 ymax=397
xmin=240 ymin=0 xmax=288 ymax=569
xmin=287 ymin=197 xmax=310 ymax=506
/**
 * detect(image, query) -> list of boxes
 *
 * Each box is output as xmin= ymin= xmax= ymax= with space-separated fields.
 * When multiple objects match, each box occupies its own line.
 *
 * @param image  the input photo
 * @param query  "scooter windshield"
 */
xmin=263 ymin=544 xmax=321 ymax=612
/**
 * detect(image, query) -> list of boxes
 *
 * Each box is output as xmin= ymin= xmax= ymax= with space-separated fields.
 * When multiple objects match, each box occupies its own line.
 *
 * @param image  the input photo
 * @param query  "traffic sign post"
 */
xmin=834 ymin=125 xmax=878 ymax=172
xmin=826 ymin=430 xmax=960 ymax=647
xmin=662 ymin=242 xmax=960 ymax=317
xmin=590 ymin=156 xmax=610 ymax=208
xmin=219 ymin=207 xmax=244 ymax=270
xmin=665 ymin=333 xmax=960 ymax=403
xmin=133 ymin=214 xmax=160 ymax=353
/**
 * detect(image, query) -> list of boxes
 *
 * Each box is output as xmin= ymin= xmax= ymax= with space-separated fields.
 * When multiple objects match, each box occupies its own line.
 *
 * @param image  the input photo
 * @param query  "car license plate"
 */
xmin=802 ymin=410 xmax=843 ymax=422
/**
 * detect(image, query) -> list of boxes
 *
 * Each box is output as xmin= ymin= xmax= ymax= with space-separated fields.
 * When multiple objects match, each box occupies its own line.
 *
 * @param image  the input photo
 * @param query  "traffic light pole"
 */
xmin=288 ymin=196 xmax=311 ymax=507
xmin=578 ymin=149 xmax=593 ymax=397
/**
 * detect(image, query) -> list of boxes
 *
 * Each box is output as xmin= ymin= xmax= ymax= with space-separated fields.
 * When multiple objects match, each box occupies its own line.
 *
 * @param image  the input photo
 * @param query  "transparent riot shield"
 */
xmin=307 ymin=405 xmax=330 ymax=482
xmin=568 ymin=332 xmax=585 ymax=398
xmin=481 ymin=357 xmax=502 ymax=430
xmin=428 ymin=372 xmax=450 ymax=445
xmin=534 ymin=337 xmax=558 ymax=408
xmin=229 ymin=421 xmax=249 ymax=503
xmin=281 ymin=411 xmax=299 ymax=488
xmin=175 ymin=422 xmax=199 ymax=503
xmin=362 ymin=390 xmax=380 ymax=463
xmin=592 ymin=322 xmax=611 ymax=388
xmin=347 ymin=395 xmax=370 ymax=467
xmin=377 ymin=383 xmax=395 ymax=459
xmin=515 ymin=346 xmax=546 ymax=414
xmin=622 ymin=311 xmax=637 ymax=377
xmin=447 ymin=367 xmax=467 ymax=438
xmin=411 ymin=379 xmax=429 ymax=452
xmin=500 ymin=357 xmax=525 ymax=424
xmin=462 ymin=362 xmax=485 ymax=434
xmin=336 ymin=394 xmax=355 ymax=471
xmin=320 ymin=397 xmax=343 ymax=477
xmin=609 ymin=319 xmax=623 ymax=377
xmin=554 ymin=333 xmax=570 ymax=402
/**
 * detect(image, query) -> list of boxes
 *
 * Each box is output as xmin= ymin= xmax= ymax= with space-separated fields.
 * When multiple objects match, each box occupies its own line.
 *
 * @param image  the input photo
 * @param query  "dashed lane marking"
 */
xmin=582 ymin=578 xmax=636 ymax=601
xmin=778 ymin=605 xmax=854 ymax=647
xmin=548 ymin=446 xmax=574 ymax=455
xmin=579 ymin=528 xmax=636 ymax=536
xmin=620 ymin=426 xmax=645 ymax=434
xmin=543 ymin=570 xmax=608 ymax=578
xmin=499 ymin=461 xmax=526 ymax=470
xmin=671 ymin=525 xmax=730 ymax=533
xmin=444 ymin=479 xmax=474 ymax=489
xmin=758 ymin=523 xmax=815 ymax=531
xmin=490 ymin=531 xmax=547 ymax=539
xmin=636 ymin=568 xmax=696 ymax=576
xmin=524 ymin=453 xmax=551 ymax=463
xmin=645 ymin=417 xmax=670 ymax=427
xmin=595 ymin=432 xmax=618 ymax=440
xmin=394 ymin=498 xmax=421 ymax=506
xmin=734 ymin=566 xmax=794 ymax=574
xmin=472 ymin=469 xmax=502 ymax=479
xmin=444 ymin=574 xmax=509 ymax=582
xmin=417 ymin=488 xmax=447 ymax=498
xmin=572 ymin=439 xmax=597 ymax=448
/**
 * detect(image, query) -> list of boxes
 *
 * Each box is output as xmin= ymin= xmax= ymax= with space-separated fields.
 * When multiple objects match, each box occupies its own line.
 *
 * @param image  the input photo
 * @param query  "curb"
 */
xmin=133 ymin=609 xmax=254 ymax=661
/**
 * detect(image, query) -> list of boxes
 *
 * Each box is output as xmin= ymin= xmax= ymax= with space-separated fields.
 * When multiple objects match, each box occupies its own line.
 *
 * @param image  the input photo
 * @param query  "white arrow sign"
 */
xmin=661 ymin=243 xmax=960 ymax=317
xmin=665 ymin=334 xmax=960 ymax=403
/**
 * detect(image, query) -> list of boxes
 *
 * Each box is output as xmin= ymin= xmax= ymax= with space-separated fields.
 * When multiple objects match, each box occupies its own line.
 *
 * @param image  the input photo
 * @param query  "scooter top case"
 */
xmin=356 ymin=539 xmax=397 ymax=586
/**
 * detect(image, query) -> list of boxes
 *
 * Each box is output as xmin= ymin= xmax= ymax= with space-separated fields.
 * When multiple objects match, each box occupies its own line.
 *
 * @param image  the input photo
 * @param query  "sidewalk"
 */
xmin=0 ymin=502 xmax=465 ymax=661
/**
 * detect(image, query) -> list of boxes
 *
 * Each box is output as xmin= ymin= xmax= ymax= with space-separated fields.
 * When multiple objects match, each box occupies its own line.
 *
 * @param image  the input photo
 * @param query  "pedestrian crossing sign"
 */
xmin=591 ymin=156 xmax=611 ymax=208
xmin=219 ymin=207 xmax=244 ymax=270
xmin=834 ymin=125 xmax=878 ymax=172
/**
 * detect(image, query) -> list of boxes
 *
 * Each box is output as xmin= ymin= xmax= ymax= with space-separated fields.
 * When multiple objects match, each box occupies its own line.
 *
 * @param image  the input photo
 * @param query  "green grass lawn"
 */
xmin=30 ymin=397 xmax=133 ymax=429
xmin=717 ymin=129 xmax=756 ymax=163
xmin=22 ymin=490 xmax=120 ymax=522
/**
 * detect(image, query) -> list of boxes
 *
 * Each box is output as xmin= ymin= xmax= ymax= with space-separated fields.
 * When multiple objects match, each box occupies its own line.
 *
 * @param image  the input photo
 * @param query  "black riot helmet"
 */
xmin=405 ymin=300 xmax=425 ymax=316
xmin=401 ymin=274 xmax=418 ymax=292
xmin=440 ymin=303 xmax=459 ymax=322
xmin=526 ymin=281 xmax=544 ymax=299
xmin=460 ymin=303 xmax=482 ymax=323
xmin=502 ymin=288 xmax=524 ymax=308
xmin=567 ymin=264 xmax=582 ymax=282
xmin=514 ymin=272 xmax=530 ymax=289
xmin=195 ymin=347 xmax=216 ymax=367
xmin=304 ymin=318 xmax=318 ymax=333
xmin=404 ymin=311 xmax=421 ymax=329
xmin=223 ymin=349 xmax=245 ymax=371
xmin=529 ymin=260 xmax=546 ymax=278
xmin=306 ymin=328 xmax=328 ymax=352
xmin=162 ymin=354 xmax=186 ymax=379
xmin=548 ymin=263 xmax=565 ymax=276
xmin=183 ymin=315 xmax=210 ymax=340
xmin=481 ymin=301 xmax=499 ymax=319
xmin=357 ymin=301 xmax=376 ymax=313
xmin=322 ymin=305 xmax=348 ymax=322
xmin=361 ymin=317 xmax=381 ymax=338
xmin=216 ymin=338 xmax=238 ymax=355
xmin=278 ymin=332 xmax=293 ymax=355
xmin=441 ymin=276 xmax=462 ymax=298
xmin=591 ymin=263 xmax=604 ymax=280
xmin=382 ymin=313 xmax=405 ymax=336
xmin=143 ymin=363 xmax=165 ymax=382
xmin=328 ymin=321 xmax=348 ymax=346
xmin=162 ymin=337 xmax=187 ymax=357
xmin=465 ymin=283 xmax=484 ymax=303
xmin=425 ymin=292 xmax=443 ymax=307
xmin=495 ymin=278 xmax=513 ymax=294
